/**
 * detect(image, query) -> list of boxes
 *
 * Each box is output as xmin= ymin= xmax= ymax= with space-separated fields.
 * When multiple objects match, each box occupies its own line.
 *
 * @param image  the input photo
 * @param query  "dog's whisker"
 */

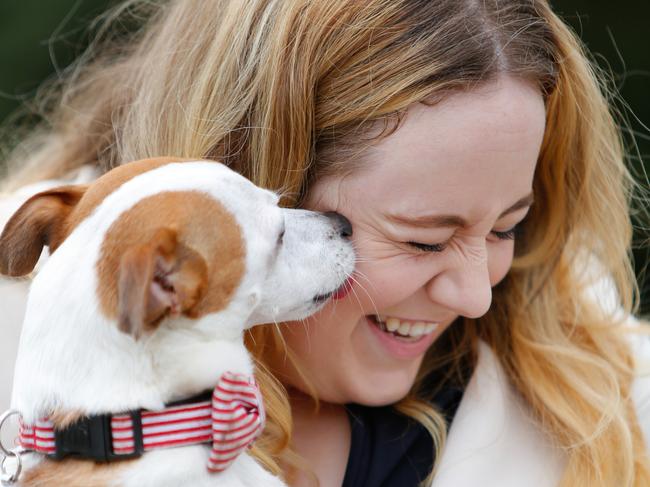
xmin=272 ymin=319 xmax=292 ymax=361
xmin=298 ymin=317 xmax=314 ymax=353
xmin=352 ymin=269 xmax=375 ymax=287
xmin=349 ymin=274 xmax=381 ymax=318
xmin=248 ymin=329 xmax=258 ymax=347
xmin=353 ymin=256 xmax=382 ymax=263
xmin=348 ymin=283 xmax=366 ymax=315
xmin=351 ymin=270 xmax=380 ymax=296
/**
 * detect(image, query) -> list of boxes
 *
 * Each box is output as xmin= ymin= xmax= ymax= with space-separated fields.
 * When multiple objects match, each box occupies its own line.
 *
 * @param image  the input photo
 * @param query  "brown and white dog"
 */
xmin=0 ymin=158 xmax=355 ymax=486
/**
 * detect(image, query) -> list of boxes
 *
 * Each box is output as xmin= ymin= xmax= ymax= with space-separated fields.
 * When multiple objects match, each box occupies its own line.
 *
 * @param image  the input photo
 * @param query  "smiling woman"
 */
xmin=280 ymin=77 xmax=545 ymax=408
xmin=1 ymin=1 xmax=649 ymax=487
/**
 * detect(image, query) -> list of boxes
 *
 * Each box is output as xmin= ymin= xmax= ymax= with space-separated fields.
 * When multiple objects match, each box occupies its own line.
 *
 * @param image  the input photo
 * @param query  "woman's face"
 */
xmin=277 ymin=76 xmax=546 ymax=405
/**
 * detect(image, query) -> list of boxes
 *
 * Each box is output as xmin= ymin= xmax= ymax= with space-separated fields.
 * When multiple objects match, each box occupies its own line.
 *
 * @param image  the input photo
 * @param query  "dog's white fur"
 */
xmin=7 ymin=161 xmax=355 ymax=486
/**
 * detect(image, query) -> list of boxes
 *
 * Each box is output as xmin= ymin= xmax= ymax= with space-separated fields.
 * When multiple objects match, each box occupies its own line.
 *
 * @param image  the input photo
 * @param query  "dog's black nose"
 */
xmin=324 ymin=212 xmax=353 ymax=238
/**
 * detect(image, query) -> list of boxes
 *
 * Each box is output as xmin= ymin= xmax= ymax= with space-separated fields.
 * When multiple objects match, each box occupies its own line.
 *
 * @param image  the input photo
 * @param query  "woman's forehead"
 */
xmin=324 ymin=77 xmax=545 ymax=220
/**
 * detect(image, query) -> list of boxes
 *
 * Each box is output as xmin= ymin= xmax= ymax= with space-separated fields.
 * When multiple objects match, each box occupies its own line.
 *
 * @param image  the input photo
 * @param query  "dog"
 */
xmin=0 ymin=157 xmax=355 ymax=486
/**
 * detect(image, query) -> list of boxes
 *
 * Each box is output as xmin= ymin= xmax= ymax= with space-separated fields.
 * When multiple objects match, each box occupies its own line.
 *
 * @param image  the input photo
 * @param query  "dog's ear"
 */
xmin=0 ymin=185 xmax=87 ymax=277
xmin=117 ymin=227 xmax=208 ymax=339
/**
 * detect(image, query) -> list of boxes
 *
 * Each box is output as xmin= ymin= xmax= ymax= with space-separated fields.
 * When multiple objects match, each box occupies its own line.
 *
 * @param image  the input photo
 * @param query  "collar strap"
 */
xmin=18 ymin=372 xmax=265 ymax=472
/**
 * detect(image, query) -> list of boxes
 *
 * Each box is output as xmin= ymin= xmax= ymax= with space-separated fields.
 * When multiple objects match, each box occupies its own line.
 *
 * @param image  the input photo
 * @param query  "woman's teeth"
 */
xmin=371 ymin=315 xmax=439 ymax=339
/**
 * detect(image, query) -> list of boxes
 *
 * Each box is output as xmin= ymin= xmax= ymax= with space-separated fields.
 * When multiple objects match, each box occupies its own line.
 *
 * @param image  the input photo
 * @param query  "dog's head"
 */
xmin=0 ymin=158 xmax=355 ymax=340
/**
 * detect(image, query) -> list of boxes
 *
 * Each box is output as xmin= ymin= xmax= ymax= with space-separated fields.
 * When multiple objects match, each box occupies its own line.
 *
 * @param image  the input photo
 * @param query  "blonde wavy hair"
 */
xmin=2 ymin=0 xmax=648 ymax=485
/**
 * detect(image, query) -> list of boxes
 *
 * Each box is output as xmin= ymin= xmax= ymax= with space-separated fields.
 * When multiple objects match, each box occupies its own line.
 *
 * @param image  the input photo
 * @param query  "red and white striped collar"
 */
xmin=18 ymin=371 xmax=265 ymax=473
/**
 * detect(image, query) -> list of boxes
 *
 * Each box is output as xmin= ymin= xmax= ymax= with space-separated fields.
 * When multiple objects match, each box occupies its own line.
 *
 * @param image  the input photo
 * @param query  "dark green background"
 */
xmin=1 ymin=1 xmax=648 ymax=313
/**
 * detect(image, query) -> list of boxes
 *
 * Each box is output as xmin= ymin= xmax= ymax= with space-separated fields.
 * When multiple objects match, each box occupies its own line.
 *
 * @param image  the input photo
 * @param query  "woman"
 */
xmin=1 ymin=1 xmax=649 ymax=486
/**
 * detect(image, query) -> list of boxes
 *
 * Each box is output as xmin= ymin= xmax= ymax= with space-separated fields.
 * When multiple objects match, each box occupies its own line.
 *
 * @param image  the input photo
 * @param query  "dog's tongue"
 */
xmin=332 ymin=277 xmax=353 ymax=300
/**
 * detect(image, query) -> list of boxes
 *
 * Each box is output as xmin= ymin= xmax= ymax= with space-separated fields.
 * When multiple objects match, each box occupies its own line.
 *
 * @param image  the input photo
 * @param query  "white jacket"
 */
xmin=1 ymin=170 xmax=649 ymax=487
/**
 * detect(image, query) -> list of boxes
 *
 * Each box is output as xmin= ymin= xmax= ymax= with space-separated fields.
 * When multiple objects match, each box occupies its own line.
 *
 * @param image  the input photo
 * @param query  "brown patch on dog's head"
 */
xmin=64 ymin=157 xmax=196 ymax=235
xmin=116 ymin=227 xmax=209 ymax=339
xmin=0 ymin=157 xmax=198 ymax=278
xmin=97 ymin=191 xmax=245 ymax=339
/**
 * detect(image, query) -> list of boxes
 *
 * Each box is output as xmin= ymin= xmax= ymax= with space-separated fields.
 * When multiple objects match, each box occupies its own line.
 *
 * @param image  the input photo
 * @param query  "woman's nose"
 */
xmin=425 ymin=248 xmax=492 ymax=319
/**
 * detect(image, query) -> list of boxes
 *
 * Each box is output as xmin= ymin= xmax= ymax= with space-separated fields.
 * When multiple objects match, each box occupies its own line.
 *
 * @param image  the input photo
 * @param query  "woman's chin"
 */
xmin=298 ymin=369 xmax=417 ymax=406
xmin=351 ymin=391 xmax=413 ymax=407
xmin=343 ymin=368 xmax=421 ymax=406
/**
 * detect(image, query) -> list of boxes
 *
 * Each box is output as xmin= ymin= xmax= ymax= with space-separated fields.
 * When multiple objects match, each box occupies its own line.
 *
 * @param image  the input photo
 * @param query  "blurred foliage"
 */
xmin=0 ymin=0 xmax=648 ymax=312
xmin=0 ymin=1 xmax=113 ymax=117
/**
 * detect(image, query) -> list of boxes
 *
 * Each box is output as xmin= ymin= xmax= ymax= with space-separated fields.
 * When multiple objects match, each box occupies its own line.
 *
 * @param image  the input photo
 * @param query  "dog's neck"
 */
xmin=12 ymin=237 xmax=254 ymax=424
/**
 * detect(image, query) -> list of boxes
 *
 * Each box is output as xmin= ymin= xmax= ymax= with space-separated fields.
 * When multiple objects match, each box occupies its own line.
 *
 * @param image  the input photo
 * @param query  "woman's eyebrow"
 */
xmin=383 ymin=193 xmax=534 ymax=229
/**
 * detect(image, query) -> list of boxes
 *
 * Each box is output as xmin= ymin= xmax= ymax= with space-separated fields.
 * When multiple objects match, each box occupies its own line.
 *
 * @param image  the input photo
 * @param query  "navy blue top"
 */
xmin=341 ymin=369 xmax=467 ymax=486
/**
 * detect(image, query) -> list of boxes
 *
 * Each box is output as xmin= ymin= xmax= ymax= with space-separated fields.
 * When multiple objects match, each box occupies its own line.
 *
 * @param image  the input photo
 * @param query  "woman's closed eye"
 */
xmin=406 ymin=241 xmax=447 ymax=253
xmin=490 ymin=222 xmax=523 ymax=241
xmin=491 ymin=230 xmax=515 ymax=240
xmin=406 ymin=223 xmax=523 ymax=253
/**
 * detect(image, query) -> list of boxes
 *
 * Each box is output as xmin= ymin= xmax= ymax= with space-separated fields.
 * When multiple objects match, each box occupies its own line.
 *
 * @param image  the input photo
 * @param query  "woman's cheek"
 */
xmin=488 ymin=240 xmax=516 ymax=286
xmin=355 ymin=251 xmax=445 ymax=306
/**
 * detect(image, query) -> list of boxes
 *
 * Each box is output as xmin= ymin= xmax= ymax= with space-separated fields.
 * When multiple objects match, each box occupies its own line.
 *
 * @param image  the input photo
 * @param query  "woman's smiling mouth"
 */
xmin=365 ymin=314 xmax=441 ymax=360
xmin=368 ymin=314 xmax=439 ymax=340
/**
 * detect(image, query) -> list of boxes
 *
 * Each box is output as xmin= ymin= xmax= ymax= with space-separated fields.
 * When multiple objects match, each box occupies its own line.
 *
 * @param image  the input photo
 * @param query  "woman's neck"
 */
xmin=287 ymin=390 xmax=352 ymax=487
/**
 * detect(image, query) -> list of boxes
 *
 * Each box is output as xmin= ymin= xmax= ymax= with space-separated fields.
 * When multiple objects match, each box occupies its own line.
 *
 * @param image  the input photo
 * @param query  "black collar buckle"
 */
xmin=51 ymin=411 xmax=144 ymax=462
